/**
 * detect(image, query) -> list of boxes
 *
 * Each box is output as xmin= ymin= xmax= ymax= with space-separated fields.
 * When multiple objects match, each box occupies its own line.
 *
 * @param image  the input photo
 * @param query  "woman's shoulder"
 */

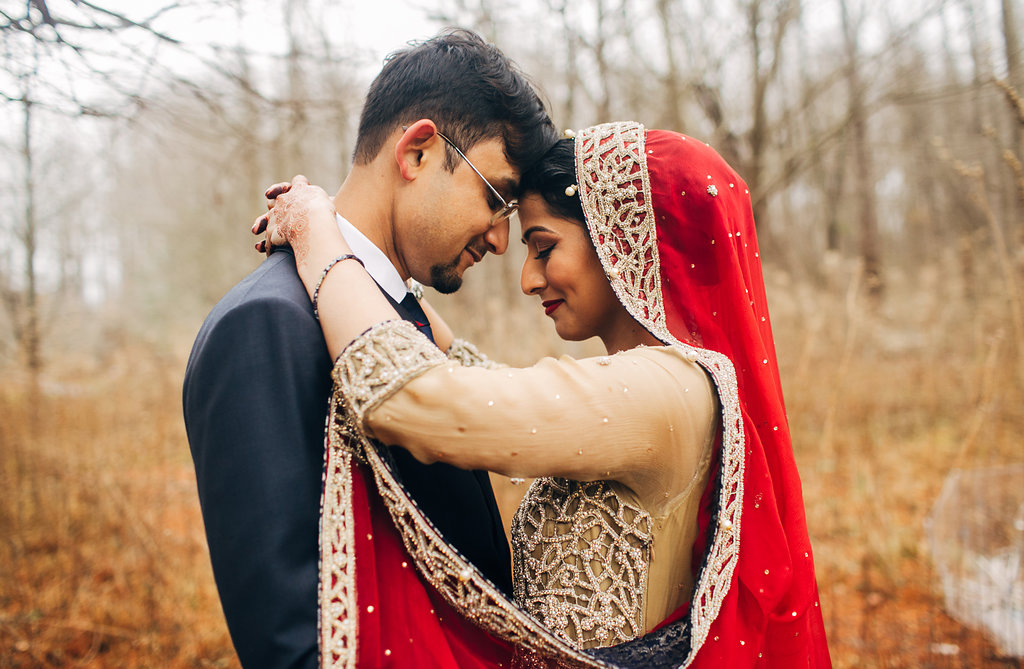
xmin=605 ymin=345 xmax=709 ymax=377
xmin=526 ymin=345 xmax=711 ymax=390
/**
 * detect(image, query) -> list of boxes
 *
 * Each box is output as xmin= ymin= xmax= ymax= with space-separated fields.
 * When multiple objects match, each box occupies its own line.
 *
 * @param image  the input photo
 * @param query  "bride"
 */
xmin=256 ymin=121 xmax=830 ymax=667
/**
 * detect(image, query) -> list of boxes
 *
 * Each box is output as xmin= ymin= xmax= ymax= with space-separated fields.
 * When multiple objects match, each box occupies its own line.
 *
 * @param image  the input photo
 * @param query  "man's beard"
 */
xmin=429 ymin=254 xmax=463 ymax=294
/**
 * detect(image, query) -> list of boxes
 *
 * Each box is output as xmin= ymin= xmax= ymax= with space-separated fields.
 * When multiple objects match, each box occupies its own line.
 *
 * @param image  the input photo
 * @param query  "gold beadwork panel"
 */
xmin=324 ymin=320 xmax=607 ymax=668
xmin=512 ymin=478 xmax=653 ymax=649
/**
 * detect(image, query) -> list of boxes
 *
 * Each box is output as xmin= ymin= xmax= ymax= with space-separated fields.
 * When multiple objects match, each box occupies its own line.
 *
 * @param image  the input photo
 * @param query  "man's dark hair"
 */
xmin=354 ymin=29 xmax=557 ymax=177
xmin=520 ymin=138 xmax=585 ymax=223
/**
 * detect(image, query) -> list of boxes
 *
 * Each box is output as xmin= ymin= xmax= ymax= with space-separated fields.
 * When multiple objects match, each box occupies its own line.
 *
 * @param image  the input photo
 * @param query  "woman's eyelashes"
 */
xmin=533 ymin=244 xmax=554 ymax=260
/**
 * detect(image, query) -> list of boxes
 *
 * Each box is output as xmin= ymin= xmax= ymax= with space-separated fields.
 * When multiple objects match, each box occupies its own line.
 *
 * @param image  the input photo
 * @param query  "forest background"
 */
xmin=1 ymin=0 xmax=1022 ymax=667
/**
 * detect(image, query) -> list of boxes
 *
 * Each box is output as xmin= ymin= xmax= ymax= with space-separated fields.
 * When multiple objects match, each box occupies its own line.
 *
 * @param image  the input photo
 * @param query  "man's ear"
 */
xmin=395 ymin=120 xmax=441 ymax=182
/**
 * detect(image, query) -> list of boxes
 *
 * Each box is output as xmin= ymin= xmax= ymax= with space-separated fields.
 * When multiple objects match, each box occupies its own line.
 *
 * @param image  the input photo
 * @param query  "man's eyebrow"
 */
xmin=498 ymin=176 xmax=519 ymax=199
xmin=521 ymin=225 xmax=551 ymax=244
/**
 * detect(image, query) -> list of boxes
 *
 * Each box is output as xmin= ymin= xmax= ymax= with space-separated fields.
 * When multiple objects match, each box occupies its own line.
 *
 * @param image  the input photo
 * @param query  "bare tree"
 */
xmin=742 ymin=0 xmax=798 ymax=229
xmin=0 ymin=0 xmax=183 ymax=116
xmin=13 ymin=55 xmax=41 ymax=378
xmin=839 ymin=0 xmax=882 ymax=299
xmin=1002 ymin=0 xmax=1022 ymax=157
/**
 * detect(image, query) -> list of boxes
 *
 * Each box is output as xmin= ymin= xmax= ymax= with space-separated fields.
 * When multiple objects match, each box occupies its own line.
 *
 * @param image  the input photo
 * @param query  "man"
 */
xmin=182 ymin=29 xmax=556 ymax=668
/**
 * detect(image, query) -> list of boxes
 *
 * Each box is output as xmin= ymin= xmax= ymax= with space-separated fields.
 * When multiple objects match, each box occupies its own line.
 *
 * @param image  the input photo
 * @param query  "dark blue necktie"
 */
xmin=398 ymin=292 xmax=434 ymax=341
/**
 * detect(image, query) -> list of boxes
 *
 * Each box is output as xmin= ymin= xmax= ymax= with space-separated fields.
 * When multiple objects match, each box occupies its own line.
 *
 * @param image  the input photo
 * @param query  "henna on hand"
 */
xmin=253 ymin=175 xmax=336 ymax=258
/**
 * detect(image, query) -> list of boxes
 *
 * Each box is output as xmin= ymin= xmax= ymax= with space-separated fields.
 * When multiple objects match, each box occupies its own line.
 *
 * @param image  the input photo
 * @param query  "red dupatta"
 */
xmin=316 ymin=121 xmax=830 ymax=668
xmin=574 ymin=122 xmax=830 ymax=667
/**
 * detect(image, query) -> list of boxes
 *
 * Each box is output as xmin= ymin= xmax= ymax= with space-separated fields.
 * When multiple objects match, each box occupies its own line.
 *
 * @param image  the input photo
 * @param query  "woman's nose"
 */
xmin=520 ymin=257 xmax=545 ymax=295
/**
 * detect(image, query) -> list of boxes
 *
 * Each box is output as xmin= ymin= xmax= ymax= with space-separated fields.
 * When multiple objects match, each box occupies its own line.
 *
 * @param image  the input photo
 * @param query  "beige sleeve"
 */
xmin=366 ymin=345 xmax=717 ymax=505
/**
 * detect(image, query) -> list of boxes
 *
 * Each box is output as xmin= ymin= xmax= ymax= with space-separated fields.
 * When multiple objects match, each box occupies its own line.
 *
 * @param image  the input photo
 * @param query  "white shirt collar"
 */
xmin=335 ymin=213 xmax=408 ymax=303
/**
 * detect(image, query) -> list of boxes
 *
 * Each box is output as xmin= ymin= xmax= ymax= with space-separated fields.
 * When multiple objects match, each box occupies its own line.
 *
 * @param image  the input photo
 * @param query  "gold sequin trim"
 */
xmin=446 ymin=337 xmax=500 ymax=369
xmin=575 ymin=121 xmax=745 ymax=666
xmin=319 ymin=392 xmax=358 ymax=669
xmin=328 ymin=320 xmax=608 ymax=667
xmin=331 ymin=320 xmax=448 ymax=426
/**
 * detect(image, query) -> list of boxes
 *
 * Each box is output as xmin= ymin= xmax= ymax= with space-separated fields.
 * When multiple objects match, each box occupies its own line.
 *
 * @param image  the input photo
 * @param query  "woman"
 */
xmin=258 ymin=122 xmax=830 ymax=667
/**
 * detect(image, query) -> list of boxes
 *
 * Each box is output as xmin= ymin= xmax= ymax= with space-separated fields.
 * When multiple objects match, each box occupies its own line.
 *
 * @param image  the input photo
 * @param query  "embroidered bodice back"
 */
xmin=511 ymin=477 xmax=654 ymax=650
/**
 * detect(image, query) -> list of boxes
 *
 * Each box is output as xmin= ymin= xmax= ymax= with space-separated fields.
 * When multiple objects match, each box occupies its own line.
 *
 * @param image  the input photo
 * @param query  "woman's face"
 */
xmin=518 ymin=194 xmax=626 ymax=342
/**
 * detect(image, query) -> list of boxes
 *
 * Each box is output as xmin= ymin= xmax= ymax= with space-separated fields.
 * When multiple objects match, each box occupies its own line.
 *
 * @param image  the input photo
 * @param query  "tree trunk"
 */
xmin=1002 ymin=0 xmax=1022 ymax=151
xmin=747 ymin=0 xmax=767 ymax=228
xmin=21 ymin=87 xmax=42 ymax=382
xmin=656 ymin=0 xmax=684 ymax=130
xmin=283 ymin=0 xmax=308 ymax=177
xmin=840 ymin=0 xmax=883 ymax=300
xmin=1000 ymin=0 xmax=1023 ymax=246
xmin=563 ymin=2 xmax=579 ymax=126
xmin=743 ymin=0 xmax=795 ymax=232
xmin=593 ymin=0 xmax=612 ymax=121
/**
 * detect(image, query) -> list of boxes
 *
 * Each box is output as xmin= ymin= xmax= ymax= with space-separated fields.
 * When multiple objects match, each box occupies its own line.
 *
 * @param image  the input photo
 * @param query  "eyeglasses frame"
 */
xmin=402 ymin=126 xmax=519 ymax=225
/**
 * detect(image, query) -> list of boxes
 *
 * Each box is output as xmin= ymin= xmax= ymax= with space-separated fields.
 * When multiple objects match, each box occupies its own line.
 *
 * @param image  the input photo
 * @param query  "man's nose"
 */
xmin=484 ymin=218 xmax=509 ymax=256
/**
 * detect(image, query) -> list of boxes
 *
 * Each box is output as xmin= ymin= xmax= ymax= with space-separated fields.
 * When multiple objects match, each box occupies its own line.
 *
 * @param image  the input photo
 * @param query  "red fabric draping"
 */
xmin=341 ymin=450 xmax=518 ymax=668
xmin=644 ymin=130 xmax=830 ymax=667
xmin=331 ymin=124 xmax=830 ymax=668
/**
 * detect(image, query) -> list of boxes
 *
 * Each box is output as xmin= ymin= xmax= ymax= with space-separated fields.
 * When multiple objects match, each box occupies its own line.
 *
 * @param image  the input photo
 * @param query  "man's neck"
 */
xmin=332 ymin=164 xmax=409 ymax=280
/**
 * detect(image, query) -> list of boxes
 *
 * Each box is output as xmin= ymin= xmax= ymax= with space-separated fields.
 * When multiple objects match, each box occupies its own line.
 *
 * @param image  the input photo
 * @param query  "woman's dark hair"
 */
xmin=519 ymin=138 xmax=585 ymax=223
xmin=354 ymin=29 xmax=557 ymax=175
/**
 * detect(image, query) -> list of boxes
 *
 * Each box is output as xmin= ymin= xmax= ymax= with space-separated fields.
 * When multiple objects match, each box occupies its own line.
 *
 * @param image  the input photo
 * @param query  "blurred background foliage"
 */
xmin=1 ymin=0 xmax=1022 ymax=666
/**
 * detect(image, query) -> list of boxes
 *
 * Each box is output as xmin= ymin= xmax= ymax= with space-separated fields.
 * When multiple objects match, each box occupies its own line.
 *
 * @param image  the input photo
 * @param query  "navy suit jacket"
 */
xmin=183 ymin=249 xmax=511 ymax=668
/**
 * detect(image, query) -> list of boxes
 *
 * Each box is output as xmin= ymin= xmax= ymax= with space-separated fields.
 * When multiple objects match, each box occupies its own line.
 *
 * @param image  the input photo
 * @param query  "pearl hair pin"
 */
xmin=564 ymin=184 xmax=578 ymax=197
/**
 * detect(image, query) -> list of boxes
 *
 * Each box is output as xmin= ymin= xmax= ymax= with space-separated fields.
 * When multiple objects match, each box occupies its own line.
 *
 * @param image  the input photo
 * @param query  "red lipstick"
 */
xmin=542 ymin=299 xmax=564 ymax=316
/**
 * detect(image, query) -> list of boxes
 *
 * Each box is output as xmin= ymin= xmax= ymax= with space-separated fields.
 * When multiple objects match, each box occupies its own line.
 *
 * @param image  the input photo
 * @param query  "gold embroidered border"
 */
xmin=319 ymin=393 xmax=358 ymax=669
xmin=331 ymin=320 xmax=448 ymax=425
xmin=326 ymin=319 xmax=608 ymax=667
xmin=446 ymin=337 xmax=500 ymax=369
xmin=575 ymin=121 xmax=745 ymax=667
xmin=362 ymin=442 xmax=607 ymax=666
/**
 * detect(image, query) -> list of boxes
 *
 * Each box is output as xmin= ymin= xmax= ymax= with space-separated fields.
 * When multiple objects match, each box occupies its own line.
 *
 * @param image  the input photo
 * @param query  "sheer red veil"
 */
xmin=317 ymin=121 xmax=830 ymax=668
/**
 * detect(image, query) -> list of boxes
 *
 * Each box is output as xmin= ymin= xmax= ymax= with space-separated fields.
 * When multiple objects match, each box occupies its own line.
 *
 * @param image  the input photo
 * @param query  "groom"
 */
xmin=182 ymin=30 xmax=556 ymax=668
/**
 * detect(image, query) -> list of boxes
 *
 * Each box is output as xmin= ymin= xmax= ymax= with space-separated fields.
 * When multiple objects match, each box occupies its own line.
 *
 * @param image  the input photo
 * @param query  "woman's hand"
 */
xmin=252 ymin=175 xmax=337 ymax=256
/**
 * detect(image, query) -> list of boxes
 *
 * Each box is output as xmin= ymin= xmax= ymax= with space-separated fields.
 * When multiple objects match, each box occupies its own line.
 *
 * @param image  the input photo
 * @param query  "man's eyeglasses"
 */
xmin=404 ymin=126 xmax=519 ymax=224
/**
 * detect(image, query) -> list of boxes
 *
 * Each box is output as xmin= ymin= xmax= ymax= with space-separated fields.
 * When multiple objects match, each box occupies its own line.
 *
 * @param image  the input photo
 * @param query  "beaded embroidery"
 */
xmin=331 ymin=319 xmax=448 ymax=425
xmin=446 ymin=337 xmax=499 ymax=369
xmin=324 ymin=320 xmax=608 ymax=668
xmin=318 ymin=393 xmax=359 ymax=669
xmin=511 ymin=478 xmax=653 ymax=649
xmin=575 ymin=122 xmax=745 ymax=666
xmin=322 ymin=121 xmax=746 ymax=667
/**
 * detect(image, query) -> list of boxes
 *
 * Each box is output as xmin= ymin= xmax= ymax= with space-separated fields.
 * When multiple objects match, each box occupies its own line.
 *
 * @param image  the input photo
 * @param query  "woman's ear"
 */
xmin=395 ymin=120 xmax=440 ymax=182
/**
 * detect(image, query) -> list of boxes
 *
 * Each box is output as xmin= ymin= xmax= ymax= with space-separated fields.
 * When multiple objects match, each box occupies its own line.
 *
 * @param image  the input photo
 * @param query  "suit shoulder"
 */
xmin=203 ymin=253 xmax=314 ymax=324
xmin=185 ymin=253 xmax=320 ymax=371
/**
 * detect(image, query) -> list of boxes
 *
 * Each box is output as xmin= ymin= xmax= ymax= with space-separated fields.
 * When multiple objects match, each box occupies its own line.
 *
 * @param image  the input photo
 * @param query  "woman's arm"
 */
xmin=255 ymin=176 xmax=404 ymax=358
xmin=336 ymin=320 xmax=718 ymax=507
xmin=257 ymin=177 xmax=716 ymax=504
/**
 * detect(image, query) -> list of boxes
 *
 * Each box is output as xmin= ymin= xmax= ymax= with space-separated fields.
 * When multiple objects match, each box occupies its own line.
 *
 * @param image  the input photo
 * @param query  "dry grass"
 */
xmin=0 ymin=348 xmax=237 ymax=668
xmin=2 ymin=263 xmax=1022 ymax=667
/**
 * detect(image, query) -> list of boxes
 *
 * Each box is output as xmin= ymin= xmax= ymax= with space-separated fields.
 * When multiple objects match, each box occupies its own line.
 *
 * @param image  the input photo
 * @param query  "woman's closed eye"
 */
xmin=533 ymin=244 xmax=555 ymax=260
